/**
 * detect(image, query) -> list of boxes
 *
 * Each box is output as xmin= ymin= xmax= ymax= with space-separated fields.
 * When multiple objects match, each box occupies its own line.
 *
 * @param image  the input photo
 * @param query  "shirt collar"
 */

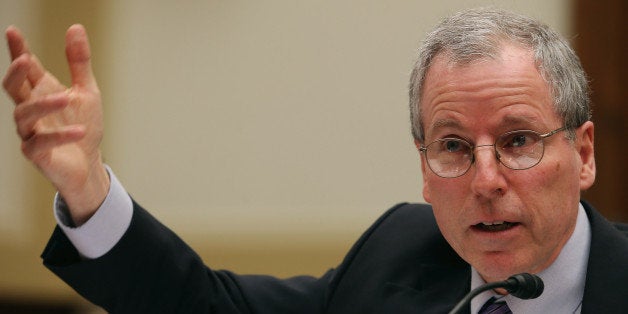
xmin=470 ymin=203 xmax=591 ymax=313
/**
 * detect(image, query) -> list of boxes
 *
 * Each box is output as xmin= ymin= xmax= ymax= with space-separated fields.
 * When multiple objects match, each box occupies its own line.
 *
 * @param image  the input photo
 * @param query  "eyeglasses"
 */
xmin=419 ymin=127 xmax=567 ymax=178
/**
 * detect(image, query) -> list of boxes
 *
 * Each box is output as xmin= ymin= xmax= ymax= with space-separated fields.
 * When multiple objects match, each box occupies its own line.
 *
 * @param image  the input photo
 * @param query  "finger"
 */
xmin=5 ymin=26 xmax=47 ymax=92
xmin=65 ymin=24 xmax=97 ymax=88
xmin=21 ymin=125 xmax=86 ymax=161
xmin=26 ymin=54 xmax=47 ymax=87
xmin=14 ymin=93 xmax=69 ymax=140
xmin=2 ymin=54 xmax=32 ymax=103
xmin=6 ymin=25 xmax=31 ymax=60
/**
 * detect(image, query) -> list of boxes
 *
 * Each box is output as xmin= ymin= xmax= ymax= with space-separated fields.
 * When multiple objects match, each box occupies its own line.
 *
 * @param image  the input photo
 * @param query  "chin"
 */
xmin=473 ymin=254 xmax=532 ymax=282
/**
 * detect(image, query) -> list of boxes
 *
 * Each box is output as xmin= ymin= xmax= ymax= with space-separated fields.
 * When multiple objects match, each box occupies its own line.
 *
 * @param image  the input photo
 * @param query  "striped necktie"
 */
xmin=478 ymin=296 xmax=512 ymax=314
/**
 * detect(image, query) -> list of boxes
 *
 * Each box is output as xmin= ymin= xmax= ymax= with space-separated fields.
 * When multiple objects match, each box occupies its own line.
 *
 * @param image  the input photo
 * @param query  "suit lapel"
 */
xmin=380 ymin=262 xmax=471 ymax=314
xmin=581 ymin=201 xmax=628 ymax=313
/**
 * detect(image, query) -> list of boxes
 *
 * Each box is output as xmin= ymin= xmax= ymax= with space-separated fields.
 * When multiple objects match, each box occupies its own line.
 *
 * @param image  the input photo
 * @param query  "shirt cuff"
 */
xmin=53 ymin=165 xmax=133 ymax=259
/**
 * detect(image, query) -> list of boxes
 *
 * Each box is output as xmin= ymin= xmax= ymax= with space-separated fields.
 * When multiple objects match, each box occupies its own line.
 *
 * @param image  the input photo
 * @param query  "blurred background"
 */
xmin=0 ymin=0 xmax=625 ymax=313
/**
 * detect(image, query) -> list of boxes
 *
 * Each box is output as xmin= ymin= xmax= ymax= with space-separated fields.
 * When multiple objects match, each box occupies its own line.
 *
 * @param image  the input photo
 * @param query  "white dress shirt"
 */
xmin=54 ymin=166 xmax=133 ymax=259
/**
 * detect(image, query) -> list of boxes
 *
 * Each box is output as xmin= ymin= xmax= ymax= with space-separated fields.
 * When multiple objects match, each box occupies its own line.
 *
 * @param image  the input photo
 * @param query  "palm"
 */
xmin=29 ymin=72 xmax=103 ymax=191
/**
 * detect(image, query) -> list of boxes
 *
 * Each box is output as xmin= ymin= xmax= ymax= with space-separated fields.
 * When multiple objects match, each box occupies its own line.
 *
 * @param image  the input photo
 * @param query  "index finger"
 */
xmin=5 ymin=25 xmax=30 ymax=60
xmin=5 ymin=26 xmax=46 ymax=88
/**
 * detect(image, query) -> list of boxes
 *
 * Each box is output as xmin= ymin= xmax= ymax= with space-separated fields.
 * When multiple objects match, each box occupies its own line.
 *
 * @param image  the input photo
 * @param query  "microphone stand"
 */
xmin=448 ymin=273 xmax=544 ymax=314
xmin=448 ymin=281 xmax=509 ymax=314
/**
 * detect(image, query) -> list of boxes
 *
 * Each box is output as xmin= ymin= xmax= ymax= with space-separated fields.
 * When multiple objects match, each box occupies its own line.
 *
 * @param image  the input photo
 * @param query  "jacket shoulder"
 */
xmin=581 ymin=201 xmax=628 ymax=313
xmin=325 ymin=203 xmax=465 ymax=313
xmin=612 ymin=221 xmax=628 ymax=236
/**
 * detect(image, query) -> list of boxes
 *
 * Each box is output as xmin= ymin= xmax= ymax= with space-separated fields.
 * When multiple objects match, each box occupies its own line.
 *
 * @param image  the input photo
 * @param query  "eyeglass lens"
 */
xmin=423 ymin=130 xmax=547 ymax=178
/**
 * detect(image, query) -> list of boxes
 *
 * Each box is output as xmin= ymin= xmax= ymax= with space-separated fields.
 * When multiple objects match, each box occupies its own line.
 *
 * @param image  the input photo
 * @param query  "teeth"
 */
xmin=475 ymin=221 xmax=516 ymax=232
xmin=481 ymin=221 xmax=504 ymax=226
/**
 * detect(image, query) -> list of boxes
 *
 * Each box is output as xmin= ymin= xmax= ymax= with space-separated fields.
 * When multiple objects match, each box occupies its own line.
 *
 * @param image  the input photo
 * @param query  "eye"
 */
xmin=511 ymin=134 xmax=528 ymax=147
xmin=501 ymin=131 xmax=538 ymax=149
xmin=441 ymin=139 xmax=467 ymax=153
xmin=445 ymin=140 xmax=461 ymax=152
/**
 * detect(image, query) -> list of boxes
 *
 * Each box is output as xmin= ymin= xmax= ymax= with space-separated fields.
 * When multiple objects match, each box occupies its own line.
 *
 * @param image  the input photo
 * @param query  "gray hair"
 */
xmin=409 ymin=7 xmax=591 ymax=142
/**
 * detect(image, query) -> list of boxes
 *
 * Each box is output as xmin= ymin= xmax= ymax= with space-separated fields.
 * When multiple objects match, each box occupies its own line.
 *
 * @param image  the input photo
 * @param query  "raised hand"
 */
xmin=3 ymin=25 xmax=109 ymax=225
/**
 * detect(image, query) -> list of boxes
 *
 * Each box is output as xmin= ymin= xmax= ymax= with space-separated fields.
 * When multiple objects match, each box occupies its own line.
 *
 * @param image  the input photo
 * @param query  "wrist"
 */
xmin=61 ymin=159 xmax=110 ymax=226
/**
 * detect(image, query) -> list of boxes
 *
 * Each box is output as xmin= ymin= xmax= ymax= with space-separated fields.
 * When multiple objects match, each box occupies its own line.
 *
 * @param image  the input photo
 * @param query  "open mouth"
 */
xmin=473 ymin=221 xmax=519 ymax=232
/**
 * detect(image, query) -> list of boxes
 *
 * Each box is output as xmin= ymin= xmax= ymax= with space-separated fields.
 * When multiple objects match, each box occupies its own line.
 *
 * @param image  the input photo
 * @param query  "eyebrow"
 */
xmin=425 ymin=119 xmax=465 ymax=140
xmin=432 ymin=119 xmax=463 ymax=130
xmin=426 ymin=115 xmax=543 ymax=139
xmin=500 ymin=115 xmax=541 ymax=128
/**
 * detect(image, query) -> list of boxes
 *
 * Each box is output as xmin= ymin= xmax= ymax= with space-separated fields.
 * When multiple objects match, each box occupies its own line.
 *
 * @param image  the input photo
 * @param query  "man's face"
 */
xmin=417 ymin=44 xmax=596 ymax=282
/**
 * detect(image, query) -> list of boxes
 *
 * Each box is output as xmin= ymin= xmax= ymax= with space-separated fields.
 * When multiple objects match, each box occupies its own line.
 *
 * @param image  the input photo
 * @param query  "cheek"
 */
xmin=424 ymin=177 xmax=468 ymax=237
xmin=522 ymin=160 xmax=580 ymax=234
xmin=521 ymin=159 xmax=576 ymax=196
xmin=424 ymin=175 xmax=468 ymax=205
xmin=546 ymin=159 xmax=581 ymax=197
xmin=432 ymin=207 xmax=459 ymax=242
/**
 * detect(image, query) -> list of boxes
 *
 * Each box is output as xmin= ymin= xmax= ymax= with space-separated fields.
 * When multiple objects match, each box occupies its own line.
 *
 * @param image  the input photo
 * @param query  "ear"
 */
xmin=576 ymin=121 xmax=596 ymax=190
xmin=415 ymin=139 xmax=432 ymax=202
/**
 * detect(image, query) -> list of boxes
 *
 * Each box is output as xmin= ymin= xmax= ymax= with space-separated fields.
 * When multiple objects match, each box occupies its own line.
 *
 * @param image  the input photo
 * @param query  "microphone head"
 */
xmin=505 ymin=273 xmax=544 ymax=299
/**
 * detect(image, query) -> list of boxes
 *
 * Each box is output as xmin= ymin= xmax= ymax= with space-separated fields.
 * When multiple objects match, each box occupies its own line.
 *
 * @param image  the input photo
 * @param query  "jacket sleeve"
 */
xmin=41 ymin=199 xmax=331 ymax=314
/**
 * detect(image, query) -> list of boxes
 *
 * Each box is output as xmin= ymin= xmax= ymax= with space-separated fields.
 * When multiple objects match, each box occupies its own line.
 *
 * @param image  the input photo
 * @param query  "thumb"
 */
xmin=65 ymin=24 xmax=97 ymax=88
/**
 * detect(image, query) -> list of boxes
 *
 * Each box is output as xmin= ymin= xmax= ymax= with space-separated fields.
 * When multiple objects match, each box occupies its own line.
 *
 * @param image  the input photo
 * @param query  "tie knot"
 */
xmin=478 ymin=296 xmax=512 ymax=314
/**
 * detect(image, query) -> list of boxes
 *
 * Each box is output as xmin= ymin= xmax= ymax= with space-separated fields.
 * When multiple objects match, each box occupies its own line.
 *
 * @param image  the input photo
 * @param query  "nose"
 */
xmin=469 ymin=145 xmax=507 ymax=199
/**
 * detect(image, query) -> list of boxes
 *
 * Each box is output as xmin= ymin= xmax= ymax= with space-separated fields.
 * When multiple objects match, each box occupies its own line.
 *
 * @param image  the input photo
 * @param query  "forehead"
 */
xmin=420 ymin=44 xmax=558 ymax=137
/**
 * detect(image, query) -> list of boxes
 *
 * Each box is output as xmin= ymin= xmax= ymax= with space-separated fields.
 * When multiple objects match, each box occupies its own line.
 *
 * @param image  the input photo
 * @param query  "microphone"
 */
xmin=448 ymin=273 xmax=544 ymax=314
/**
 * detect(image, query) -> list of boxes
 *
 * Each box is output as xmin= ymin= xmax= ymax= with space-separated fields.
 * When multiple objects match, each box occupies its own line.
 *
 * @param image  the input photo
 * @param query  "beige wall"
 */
xmin=0 ymin=0 xmax=572 ymax=305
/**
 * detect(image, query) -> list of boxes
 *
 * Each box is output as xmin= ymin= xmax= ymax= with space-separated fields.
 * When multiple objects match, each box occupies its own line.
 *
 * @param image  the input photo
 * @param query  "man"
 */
xmin=3 ymin=7 xmax=627 ymax=314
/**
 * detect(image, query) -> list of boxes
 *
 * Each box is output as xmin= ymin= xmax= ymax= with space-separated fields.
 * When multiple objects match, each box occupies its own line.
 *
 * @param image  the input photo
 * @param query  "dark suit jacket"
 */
xmin=41 ymin=201 xmax=628 ymax=313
